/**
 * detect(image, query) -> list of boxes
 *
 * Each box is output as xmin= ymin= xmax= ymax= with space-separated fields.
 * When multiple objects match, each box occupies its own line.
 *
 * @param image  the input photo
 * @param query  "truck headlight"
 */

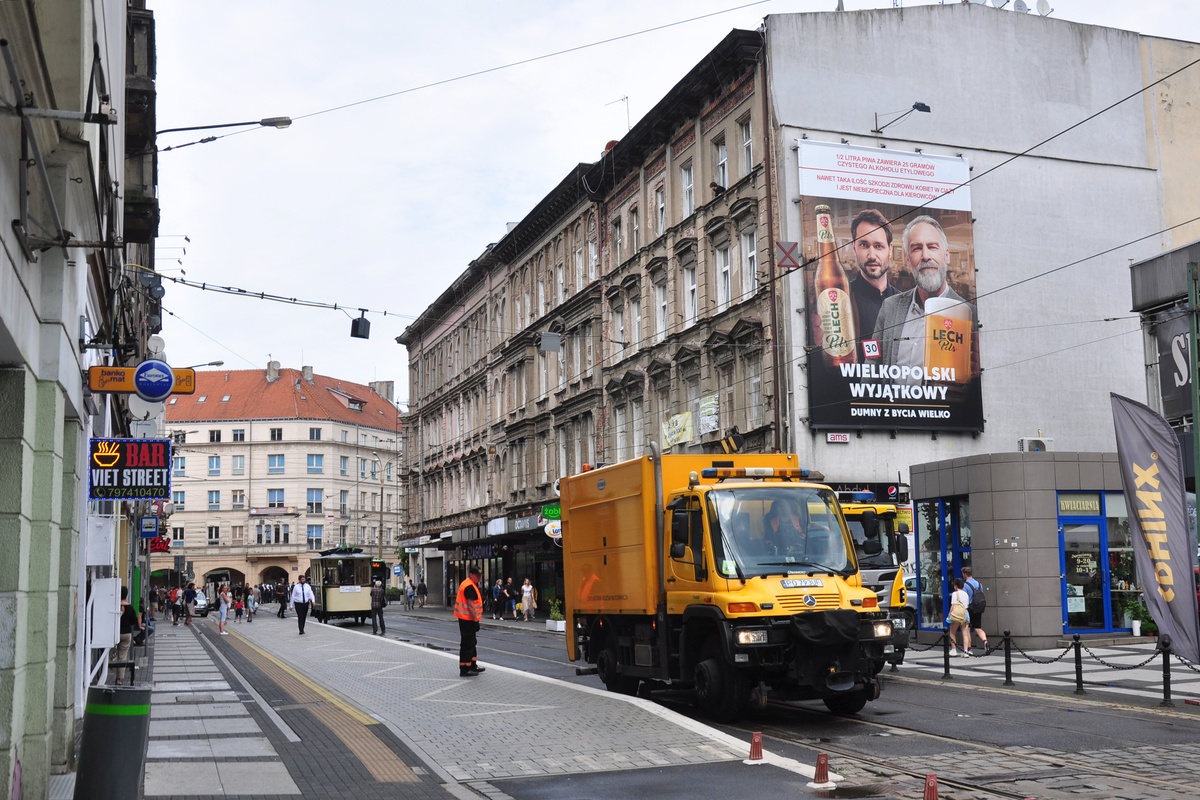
xmin=873 ymin=621 xmax=893 ymax=639
xmin=736 ymin=629 xmax=768 ymax=645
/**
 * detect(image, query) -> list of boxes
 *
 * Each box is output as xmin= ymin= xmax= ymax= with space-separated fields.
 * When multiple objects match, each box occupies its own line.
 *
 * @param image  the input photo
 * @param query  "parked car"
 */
xmin=194 ymin=589 xmax=209 ymax=617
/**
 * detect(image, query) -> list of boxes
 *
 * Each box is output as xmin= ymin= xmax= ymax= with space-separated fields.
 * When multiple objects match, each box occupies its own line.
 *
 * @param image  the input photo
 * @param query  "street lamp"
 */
xmin=156 ymin=117 xmax=293 ymax=135
xmin=180 ymin=360 xmax=224 ymax=369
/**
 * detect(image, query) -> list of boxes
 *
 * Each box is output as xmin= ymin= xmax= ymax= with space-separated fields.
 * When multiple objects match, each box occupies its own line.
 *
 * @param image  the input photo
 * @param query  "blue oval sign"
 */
xmin=133 ymin=359 xmax=175 ymax=402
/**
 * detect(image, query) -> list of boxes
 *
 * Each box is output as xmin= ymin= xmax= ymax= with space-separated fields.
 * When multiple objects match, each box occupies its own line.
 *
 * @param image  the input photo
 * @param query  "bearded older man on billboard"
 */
xmin=872 ymin=215 xmax=978 ymax=381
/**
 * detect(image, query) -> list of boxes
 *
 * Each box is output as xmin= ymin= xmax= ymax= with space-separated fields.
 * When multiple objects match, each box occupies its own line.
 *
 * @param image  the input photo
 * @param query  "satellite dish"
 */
xmin=128 ymin=395 xmax=165 ymax=422
xmin=990 ymin=0 xmax=1009 ymax=7
xmin=1013 ymin=0 xmax=1029 ymax=11
xmin=1036 ymin=0 xmax=1052 ymax=14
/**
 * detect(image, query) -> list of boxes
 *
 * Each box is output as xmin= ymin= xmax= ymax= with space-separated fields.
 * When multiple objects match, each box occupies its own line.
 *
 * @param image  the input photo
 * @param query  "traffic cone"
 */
xmin=744 ymin=731 xmax=763 ymax=763
xmin=923 ymin=774 xmax=939 ymax=800
xmin=813 ymin=753 xmax=829 ymax=783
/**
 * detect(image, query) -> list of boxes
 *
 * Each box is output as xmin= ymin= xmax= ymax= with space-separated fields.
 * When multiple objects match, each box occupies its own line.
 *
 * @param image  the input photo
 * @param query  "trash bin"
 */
xmin=74 ymin=685 xmax=151 ymax=800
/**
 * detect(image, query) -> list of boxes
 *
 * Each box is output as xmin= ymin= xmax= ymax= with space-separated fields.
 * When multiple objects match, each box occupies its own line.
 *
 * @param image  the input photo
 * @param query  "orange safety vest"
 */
xmin=454 ymin=578 xmax=482 ymax=622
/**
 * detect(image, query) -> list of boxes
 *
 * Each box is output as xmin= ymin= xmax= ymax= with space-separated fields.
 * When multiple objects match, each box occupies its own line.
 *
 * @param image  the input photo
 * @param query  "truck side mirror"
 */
xmin=896 ymin=522 xmax=910 ymax=562
xmin=859 ymin=509 xmax=880 ymax=539
xmin=861 ymin=538 xmax=882 ymax=555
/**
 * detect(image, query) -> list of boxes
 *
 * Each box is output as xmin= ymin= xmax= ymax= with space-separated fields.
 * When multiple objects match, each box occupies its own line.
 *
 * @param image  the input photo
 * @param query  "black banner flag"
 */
xmin=1111 ymin=393 xmax=1200 ymax=663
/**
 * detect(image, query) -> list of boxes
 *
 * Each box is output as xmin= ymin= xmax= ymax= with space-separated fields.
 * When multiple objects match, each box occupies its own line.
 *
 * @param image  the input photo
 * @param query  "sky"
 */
xmin=151 ymin=0 xmax=1200 ymax=407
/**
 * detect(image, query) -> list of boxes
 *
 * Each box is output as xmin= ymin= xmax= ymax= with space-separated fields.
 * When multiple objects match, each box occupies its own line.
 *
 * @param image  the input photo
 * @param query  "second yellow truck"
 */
xmin=560 ymin=447 xmax=895 ymax=721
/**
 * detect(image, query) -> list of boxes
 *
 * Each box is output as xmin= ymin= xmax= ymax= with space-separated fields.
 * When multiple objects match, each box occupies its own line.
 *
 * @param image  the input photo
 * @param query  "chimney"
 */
xmin=302 ymin=365 xmax=313 ymax=383
xmin=370 ymin=380 xmax=394 ymax=402
xmin=266 ymin=360 xmax=280 ymax=382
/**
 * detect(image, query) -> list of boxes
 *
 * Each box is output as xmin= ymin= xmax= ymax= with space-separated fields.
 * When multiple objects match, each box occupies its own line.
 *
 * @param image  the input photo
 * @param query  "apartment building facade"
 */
xmin=158 ymin=363 xmax=403 ymax=591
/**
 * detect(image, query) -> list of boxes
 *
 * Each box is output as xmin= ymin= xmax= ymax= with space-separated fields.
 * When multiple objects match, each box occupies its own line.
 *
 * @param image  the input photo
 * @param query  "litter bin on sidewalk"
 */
xmin=74 ymin=685 xmax=151 ymax=800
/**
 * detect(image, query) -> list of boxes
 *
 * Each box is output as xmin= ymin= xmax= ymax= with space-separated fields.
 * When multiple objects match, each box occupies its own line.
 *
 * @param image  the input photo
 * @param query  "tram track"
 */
xmin=727 ymin=699 xmax=1200 ymax=800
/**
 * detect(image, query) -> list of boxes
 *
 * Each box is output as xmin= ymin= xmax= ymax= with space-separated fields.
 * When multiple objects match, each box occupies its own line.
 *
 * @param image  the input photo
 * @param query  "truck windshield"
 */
xmin=848 ymin=517 xmax=897 ymax=569
xmin=707 ymin=487 xmax=851 ymax=578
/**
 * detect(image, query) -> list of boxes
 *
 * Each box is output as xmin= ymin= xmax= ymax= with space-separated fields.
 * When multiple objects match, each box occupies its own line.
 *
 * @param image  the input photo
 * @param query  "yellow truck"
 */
xmin=561 ymin=448 xmax=894 ymax=721
xmin=840 ymin=496 xmax=912 ymax=666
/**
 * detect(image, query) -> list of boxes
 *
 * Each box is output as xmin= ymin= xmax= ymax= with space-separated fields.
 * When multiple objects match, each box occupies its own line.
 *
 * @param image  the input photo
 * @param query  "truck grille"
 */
xmin=775 ymin=594 xmax=840 ymax=612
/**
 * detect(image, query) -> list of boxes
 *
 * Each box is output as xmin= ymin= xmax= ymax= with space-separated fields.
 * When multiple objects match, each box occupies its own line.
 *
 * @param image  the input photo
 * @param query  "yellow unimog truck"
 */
xmin=561 ymin=447 xmax=894 ymax=721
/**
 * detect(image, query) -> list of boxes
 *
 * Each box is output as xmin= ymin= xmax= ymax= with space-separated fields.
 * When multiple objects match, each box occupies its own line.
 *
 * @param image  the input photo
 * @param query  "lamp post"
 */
xmin=156 ymin=117 xmax=292 ymax=135
xmin=371 ymin=451 xmax=393 ymax=562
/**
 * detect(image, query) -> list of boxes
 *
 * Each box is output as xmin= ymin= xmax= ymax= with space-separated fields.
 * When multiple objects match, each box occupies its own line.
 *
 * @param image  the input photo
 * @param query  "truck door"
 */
xmin=668 ymin=495 xmax=708 ymax=589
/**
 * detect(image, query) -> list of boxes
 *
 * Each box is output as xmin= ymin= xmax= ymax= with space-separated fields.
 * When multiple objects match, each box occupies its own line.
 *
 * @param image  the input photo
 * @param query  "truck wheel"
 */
xmin=902 ymin=609 xmax=917 ymax=631
xmin=694 ymin=655 xmax=746 ymax=722
xmin=823 ymin=688 xmax=869 ymax=715
xmin=597 ymin=646 xmax=639 ymax=695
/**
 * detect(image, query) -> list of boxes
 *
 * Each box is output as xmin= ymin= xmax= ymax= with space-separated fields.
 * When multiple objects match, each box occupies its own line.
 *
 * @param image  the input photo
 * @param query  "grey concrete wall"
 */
xmin=911 ymin=451 xmax=1122 ymax=649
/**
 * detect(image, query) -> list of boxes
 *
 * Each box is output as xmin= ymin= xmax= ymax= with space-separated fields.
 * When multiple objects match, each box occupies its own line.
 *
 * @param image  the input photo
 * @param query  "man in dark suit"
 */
xmin=872 ymin=215 xmax=977 ymax=378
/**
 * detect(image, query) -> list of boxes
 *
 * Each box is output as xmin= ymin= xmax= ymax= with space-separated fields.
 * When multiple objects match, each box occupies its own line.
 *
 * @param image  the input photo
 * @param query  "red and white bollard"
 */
xmin=923 ymin=774 xmax=939 ymax=800
xmin=807 ymin=752 xmax=836 ymax=789
xmin=742 ymin=731 xmax=765 ymax=765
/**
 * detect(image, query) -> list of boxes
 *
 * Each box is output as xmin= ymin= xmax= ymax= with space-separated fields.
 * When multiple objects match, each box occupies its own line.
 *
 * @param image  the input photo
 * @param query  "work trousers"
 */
xmin=458 ymin=618 xmax=479 ymax=673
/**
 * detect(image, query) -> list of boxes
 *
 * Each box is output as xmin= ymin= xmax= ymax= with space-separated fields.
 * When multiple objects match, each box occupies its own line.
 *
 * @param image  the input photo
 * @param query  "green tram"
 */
xmin=311 ymin=547 xmax=388 ymax=625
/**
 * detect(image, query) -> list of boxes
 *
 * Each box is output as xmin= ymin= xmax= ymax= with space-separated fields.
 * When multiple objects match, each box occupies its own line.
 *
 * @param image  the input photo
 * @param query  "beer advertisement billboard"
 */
xmin=797 ymin=140 xmax=982 ymax=432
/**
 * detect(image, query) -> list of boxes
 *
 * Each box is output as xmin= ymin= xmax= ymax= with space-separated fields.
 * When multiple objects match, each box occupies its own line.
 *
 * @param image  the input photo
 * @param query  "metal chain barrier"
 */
xmin=1173 ymin=653 xmax=1200 ymax=673
xmin=1080 ymin=643 xmax=1160 ymax=670
xmin=905 ymin=632 xmax=949 ymax=652
xmin=1009 ymin=639 xmax=1073 ymax=665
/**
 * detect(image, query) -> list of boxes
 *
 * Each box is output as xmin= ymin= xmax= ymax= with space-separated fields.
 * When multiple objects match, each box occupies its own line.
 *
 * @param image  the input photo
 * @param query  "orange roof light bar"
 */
xmin=700 ymin=467 xmax=825 ymax=481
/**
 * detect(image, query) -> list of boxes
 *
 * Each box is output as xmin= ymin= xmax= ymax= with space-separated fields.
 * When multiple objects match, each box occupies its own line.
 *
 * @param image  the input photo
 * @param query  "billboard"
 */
xmin=797 ymin=140 xmax=982 ymax=431
xmin=88 ymin=438 xmax=173 ymax=500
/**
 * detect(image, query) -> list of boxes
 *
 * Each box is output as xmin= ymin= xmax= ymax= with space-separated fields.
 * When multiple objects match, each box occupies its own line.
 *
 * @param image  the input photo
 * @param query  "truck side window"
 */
xmin=669 ymin=498 xmax=707 ymax=581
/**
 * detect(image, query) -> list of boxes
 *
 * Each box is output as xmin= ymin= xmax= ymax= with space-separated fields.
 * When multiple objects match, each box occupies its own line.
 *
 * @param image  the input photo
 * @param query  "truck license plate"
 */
xmin=781 ymin=578 xmax=823 ymax=588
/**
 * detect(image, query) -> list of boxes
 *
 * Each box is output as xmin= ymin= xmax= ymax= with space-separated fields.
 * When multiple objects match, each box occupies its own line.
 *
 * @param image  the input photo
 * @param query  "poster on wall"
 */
xmin=797 ymin=140 xmax=983 ymax=432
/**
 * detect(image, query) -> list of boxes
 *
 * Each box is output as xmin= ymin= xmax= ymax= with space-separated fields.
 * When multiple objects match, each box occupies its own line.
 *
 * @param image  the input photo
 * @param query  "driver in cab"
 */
xmin=765 ymin=498 xmax=806 ymax=556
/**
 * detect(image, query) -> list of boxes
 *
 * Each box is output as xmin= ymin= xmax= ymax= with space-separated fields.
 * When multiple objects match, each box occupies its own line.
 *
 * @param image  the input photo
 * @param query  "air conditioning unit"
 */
xmin=1017 ymin=437 xmax=1053 ymax=452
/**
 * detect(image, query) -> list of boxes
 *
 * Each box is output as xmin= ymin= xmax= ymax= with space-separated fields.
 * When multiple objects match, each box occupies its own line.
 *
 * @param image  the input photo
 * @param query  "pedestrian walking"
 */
xmin=417 ymin=579 xmax=427 ymax=608
xmin=491 ymin=578 xmax=503 ymax=620
xmin=276 ymin=582 xmax=288 ymax=618
xmin=370 ymin=580 xmax=387 ymax=635
xmin=183 ymin=583 xmax=196 ymax=626
xmin=505 ymin=577 xmax=519 ymax=620
xmin=406 ymin=580 xmax=416 ymax=611
xmin=169 ymin=585 xmax=183 ymax=625
xmin=947 ymin=577 xmax=971 ymax=657
xmin=521 ymin=578 xmax=536 ymax=621
xmin=455 ymin=567 xmax=485 ymax=677
xmin=962 ymin=566 xmax=989 ymax=654
xmin=110 ymin=586 xmax=141 ymax=685
xmin=234 ymin=586 xmax=244 ymax=623
xmin=218 ymin=584 xmax=232 ymax=635
xmin=147 ymin=586 xmax=158 ymax=621
xmin=291 ymin=575 xmax=316 ymax=634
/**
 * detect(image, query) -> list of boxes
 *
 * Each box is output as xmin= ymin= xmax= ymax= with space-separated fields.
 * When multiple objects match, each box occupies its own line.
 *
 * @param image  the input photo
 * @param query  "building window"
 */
xmin=268 ymin=454 xmax=285 ymax=474
xmin=172 ymin=456 xmax=185 ymax=476
xmin=716 ymin=245 xmax=731 ymax=311
xmin=171 ymin=526 xmax=184 ymax=543
xmin=359 ymin=458 xmax=368 ymax=478
xmin=714 ymin=138 xmax=727 ymax=189
xmin=207 ymin=526 xmax=220 ymax=546
xmin=588 ymin=240 xmax=598 ymax=281
xmin=232 ymin=525 xmax=244 ymax=545
xmin=172 ymin=490 xmax=185 ymax=510
xmin=681 ymin=162 xmax=694 ymax=217
xmin=209 ymin=430 xmax=221 ymax=443
xmin=307 ymin=454 xmax=323 ymax=473
xmin=173 ymin=431 xmax=187 ymax=444
xmin=612 ymin=219 xmax=622 ymax=263
xmin=654 ymin=281 xmax=668 ymax=342
xmin=307 ymin=489 xmax=323 ymax=514
xmin=221 ymin=395 xmax=231 ymax=403
xmin=612 ymin=299 xmax=625 ymax=353
xmin=231 ymin=490 xmax=245 ymax=510
xmin=268 ymin=489 xmax=285 ymax=508
xmin=232 ymin=429 xmax=245 ymax=442
xmin=341 ymin=430 xmax=349 ymax=443
xmin=340 ymin=490 xmax=348 ymax=516
xmin=741 ymin=229 xmax=758 ymax=294
xmin=655 ymin=187 xmax=665 ymax=235
xmin=630 ymin=296 xmax=642 ymax=347
xmin=683 ymin=265 xmax=697 ymax=326
xmin=739 ymin=117 xmax=753 ymax=173
xmin=556 ymin=263 xmax=564 ymax=304
xmin=208 ymin=455 xmax=220 ymax=476
xmin=630 ymin=208 xmax=639 ymax=250
xmin=340 ymin=455 xmax=349 ymax=476
xmin=574 ymin=247 xmax=584 ymax=292
xmin=232 ymin=454 xmax=245 ymax=475
xmin=208 ymin=490 xmax=220 ymax=511
xmin=270 ymin=428 xmax=283 ymax=441
xmin=197 ymin=395 xmax=207 ymax=403
xmin=307 ymin=525 xmax=323 ymax=551
xmin=309 ymin=427 xmax=321 ymax=440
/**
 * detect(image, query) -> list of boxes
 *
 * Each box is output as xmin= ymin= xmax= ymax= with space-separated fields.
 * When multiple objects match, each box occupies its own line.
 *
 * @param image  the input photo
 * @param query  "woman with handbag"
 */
xmin=947 ymin=577 xmax=972 ymax=657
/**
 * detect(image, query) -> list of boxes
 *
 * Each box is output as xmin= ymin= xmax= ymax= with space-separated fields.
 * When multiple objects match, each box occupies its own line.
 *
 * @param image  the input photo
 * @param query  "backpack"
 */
xmin=966 ymin=578 xmax=986 ymax=615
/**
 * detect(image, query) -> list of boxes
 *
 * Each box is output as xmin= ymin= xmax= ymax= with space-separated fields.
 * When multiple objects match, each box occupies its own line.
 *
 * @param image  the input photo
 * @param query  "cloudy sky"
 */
xmin=152 ymin=0 xmax=1199 ymax=405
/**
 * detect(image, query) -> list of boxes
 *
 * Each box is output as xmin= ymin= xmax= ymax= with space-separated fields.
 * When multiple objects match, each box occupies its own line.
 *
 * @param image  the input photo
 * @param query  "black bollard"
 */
xmin=1003 ymin=629 xmax=1014 ymax=686
xmin=1073 ymin=634 xmax=1086 ymax=694
xmin=943 ymin=626 xmax=952 ymax=679
xmin=74 ymin=685 xmax=152 ymax=800
xmin=1160 ymin=634 xmax=1174 ymax=707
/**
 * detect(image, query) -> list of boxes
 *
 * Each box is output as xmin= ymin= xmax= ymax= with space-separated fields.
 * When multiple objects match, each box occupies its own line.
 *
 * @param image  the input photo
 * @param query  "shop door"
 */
xmin=1062 ymin=523 xmax=1109 ymax=631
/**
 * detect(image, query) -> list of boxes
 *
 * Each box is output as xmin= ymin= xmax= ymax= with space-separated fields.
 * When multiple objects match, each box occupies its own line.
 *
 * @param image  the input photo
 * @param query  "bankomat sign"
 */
xmin=88 ymin=438 xmax=172 ymax=500
xmin=797 ymin=140 xmax=982 ymax=432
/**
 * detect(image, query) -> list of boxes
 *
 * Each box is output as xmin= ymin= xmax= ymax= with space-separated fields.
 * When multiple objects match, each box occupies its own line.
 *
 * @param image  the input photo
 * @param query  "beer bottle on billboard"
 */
xmin=813 ymin=204 xmax=857 ymax=365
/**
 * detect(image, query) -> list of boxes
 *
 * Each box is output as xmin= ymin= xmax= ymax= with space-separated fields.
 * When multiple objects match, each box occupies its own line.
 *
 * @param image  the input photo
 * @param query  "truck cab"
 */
xmin=840 ymin=496 xmax=912 ymax=665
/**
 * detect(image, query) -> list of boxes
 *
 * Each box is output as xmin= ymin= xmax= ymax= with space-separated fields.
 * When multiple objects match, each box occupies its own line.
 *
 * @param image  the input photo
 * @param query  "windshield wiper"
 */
xmin=758 ymin=561 xmax=846 ymax=575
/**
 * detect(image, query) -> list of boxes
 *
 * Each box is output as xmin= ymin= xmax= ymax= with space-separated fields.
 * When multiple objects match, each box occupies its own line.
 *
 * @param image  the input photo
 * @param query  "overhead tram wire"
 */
xmin=162 ymin=1 xmax=775 ymax=151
